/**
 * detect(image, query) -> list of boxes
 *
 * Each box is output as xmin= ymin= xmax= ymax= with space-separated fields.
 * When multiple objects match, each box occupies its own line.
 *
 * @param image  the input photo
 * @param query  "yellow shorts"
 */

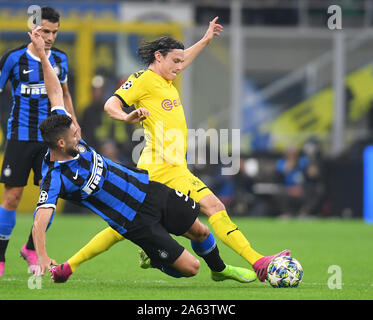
xmin=140 ymin=164 xmax=212 ymax=203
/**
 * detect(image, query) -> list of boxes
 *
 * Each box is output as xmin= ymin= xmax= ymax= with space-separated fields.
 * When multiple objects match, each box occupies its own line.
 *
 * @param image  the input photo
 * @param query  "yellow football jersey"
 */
xmin=114 ymin=69 xmax=188 ymax=169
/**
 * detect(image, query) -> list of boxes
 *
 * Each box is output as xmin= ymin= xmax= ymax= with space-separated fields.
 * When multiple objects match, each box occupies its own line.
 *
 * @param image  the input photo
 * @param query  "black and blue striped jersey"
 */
xmin=36 ymin=137 xmax=149 ymax=235
xmin=0 ymin=45 xmax=68 ymax=141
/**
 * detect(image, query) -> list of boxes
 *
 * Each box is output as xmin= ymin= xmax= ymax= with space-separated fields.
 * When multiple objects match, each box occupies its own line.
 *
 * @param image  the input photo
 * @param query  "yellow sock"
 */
xmin=208 ymin=210 xmax=264 ymax=265
xmin=68 ymin=227 xmax=124 ymax=272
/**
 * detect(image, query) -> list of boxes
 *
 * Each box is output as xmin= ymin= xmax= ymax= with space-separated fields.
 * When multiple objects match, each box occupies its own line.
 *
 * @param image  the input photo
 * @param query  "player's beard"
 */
xmin=66 ymin=145 xmax=79 ymax=157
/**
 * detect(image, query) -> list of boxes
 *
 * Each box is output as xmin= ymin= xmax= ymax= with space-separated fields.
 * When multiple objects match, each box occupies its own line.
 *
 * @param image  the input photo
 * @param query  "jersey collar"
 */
xmin=44 ymin=150 xmax=80 ymax=165
xmin=26 ymin=48 xmax=52 ymax=62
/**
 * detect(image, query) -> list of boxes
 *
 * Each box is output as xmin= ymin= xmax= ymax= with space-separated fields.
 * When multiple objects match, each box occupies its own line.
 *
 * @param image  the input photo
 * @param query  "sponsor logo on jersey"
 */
xmin=161 ymin=98 xmax=181 ymax=111
xmin=20 ymin=83 xmax=47 ymax=95
xmin=82 ymin=150 xmax=104 ymax=195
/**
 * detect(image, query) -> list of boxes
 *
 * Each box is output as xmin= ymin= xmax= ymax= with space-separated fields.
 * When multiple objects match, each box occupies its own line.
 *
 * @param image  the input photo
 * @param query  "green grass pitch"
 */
xmin=1 ymin=214 xmax=372 ymax=300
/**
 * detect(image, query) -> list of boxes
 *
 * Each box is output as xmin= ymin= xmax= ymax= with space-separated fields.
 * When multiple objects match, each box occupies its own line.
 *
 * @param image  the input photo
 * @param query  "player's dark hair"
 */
xmin=39 ymin=114 xmax=72 ymax=149
xmin=41 ymin=6 xmax=60 ymax=24
xmin=137 ymin=36 xmax=184 ymax=65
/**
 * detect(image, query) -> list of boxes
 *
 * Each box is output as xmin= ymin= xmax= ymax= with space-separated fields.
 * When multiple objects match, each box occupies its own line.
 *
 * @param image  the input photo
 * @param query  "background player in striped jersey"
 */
xmin=29 ymin=27 xmax=257 ymax=283
xmin=0 ymin=6 xmax=80 ymax=275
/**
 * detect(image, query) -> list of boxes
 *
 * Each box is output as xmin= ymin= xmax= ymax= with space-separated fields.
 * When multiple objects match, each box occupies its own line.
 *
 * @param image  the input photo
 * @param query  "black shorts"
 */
xmin=124 ymin=181 xmax=200 ymax=268
xmin=0 ymin=140 xmax=47 ymax=187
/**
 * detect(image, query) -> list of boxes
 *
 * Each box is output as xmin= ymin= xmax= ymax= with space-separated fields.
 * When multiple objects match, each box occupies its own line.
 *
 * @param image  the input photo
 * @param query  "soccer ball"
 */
xmin=267 ymin=256 xmax=303 ymax=288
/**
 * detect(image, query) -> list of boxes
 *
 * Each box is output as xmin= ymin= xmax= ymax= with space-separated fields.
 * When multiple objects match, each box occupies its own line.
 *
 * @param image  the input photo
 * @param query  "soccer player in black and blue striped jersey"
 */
xmin=0 ymin=6 xmax=80 ymax=276
xmin=30 ymin=27 xmax=257 ymax=283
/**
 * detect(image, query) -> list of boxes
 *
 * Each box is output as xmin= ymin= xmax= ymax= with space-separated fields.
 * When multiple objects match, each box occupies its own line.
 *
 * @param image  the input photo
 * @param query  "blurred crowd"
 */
xmin=191 ymin=138 xmax=328 ymax=219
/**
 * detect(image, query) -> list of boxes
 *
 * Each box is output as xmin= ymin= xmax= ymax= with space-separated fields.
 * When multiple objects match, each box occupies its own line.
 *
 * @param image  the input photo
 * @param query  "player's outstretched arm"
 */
xmin=32 ymin=207 xmax=58 ymax=276
xmin=28 ymin=27 xmax=64 ymax=108
xmin=182 ymin=16 xmax=223 ymax=71
xmin=62 ymin=83 xmax=81 ymax=138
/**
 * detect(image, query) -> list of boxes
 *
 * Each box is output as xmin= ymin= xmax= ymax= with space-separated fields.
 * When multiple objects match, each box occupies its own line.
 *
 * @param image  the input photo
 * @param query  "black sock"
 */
xmin=25 ymin=229 xmax=35 ymax=250
xmin=199 ymin=246 xmax=226 ymax=272
xmin=0 ymin=239 xmax=10 ymax=262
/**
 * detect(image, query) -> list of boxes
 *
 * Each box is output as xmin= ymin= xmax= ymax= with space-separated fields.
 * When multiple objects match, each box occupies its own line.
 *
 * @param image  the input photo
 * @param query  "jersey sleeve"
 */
xmin=36 ymin=168 xmax=62 ymax=211
xmin=59 ymin=53 xmax=68 ymax=84
xmin=51 ymin=106 xmax=72 ymax=118
xmin=113 ymin=72 xmax=147 ymax=108
xmin=0 ymin=51 xmax=15 ymax=92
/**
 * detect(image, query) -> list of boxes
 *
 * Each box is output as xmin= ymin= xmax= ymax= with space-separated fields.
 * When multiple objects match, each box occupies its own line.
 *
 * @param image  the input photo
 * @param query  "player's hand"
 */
xmin=203 ymin=17 xmax=223 ymax=44
xmin=124 ymin=107 xmax=150 ymax=124
xmin=36 ymin=255 xmax=58 ymax=276
xmin=28 ymin=26 xmax=46 ymax=58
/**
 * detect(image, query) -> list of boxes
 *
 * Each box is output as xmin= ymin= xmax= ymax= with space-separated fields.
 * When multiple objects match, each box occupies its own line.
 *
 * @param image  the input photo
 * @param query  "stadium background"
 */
xmin=0 ymin=0 xmax=373 ymax=223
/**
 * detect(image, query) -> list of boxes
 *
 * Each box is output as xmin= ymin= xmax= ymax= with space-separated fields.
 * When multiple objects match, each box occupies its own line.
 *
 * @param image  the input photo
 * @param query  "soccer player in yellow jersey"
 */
xmin=55 ymin=17 xmax=290 ymax=283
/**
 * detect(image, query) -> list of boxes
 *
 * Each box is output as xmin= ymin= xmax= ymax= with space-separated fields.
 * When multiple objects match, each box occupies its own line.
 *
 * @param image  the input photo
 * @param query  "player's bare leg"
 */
xmin=171 ymin=249 xmax=200 ymax=277
xmin=1 ymin=186 xmax=24 ymax=211
xmin=140 ymin=248 xmax=200 ymax=279
xmin=20 ymin=179 xmax=46 ymax=273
